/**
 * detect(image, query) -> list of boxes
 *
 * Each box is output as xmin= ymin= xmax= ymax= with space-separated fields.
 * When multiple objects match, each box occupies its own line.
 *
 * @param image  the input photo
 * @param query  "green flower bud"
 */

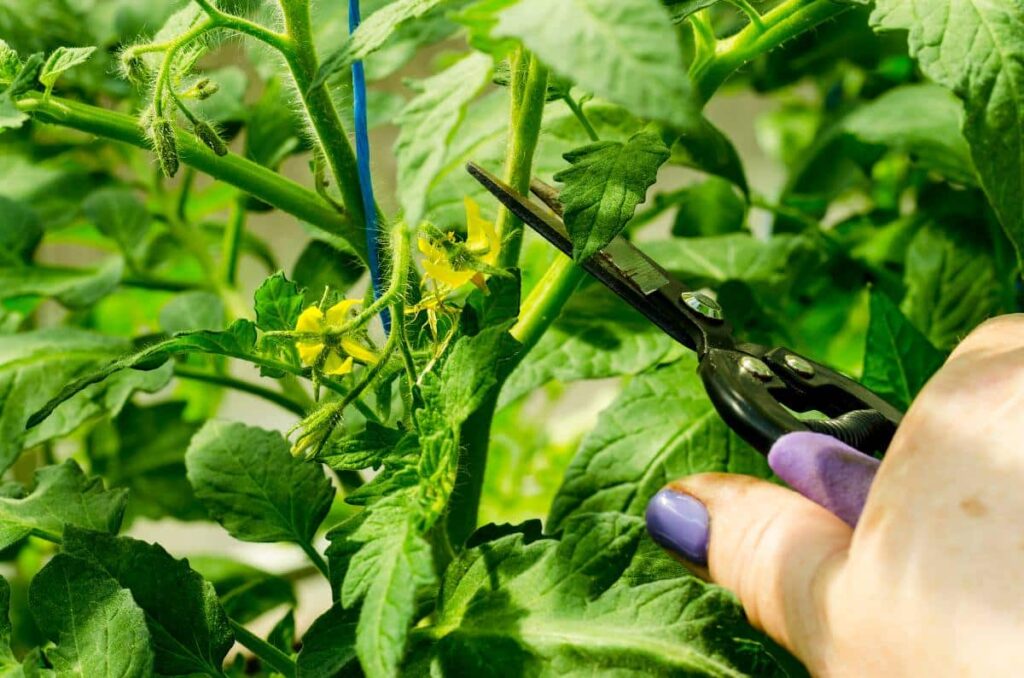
xmin=120 ymin=52 xmax=148 ymax=86
xmin=151 ymin=117 xmax=179 ymax=178
xmin=193 ymin=120 xmax=228 ymax=157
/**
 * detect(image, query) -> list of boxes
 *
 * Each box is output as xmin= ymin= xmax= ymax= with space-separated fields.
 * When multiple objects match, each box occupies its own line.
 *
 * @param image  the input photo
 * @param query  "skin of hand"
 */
xmin=645 ymin=315 xmax=1024 ymax=677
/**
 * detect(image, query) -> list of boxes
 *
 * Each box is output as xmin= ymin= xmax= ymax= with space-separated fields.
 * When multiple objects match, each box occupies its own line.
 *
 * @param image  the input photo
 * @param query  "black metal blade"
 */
xmin=467 ymin=162 xmax=716 ymax=352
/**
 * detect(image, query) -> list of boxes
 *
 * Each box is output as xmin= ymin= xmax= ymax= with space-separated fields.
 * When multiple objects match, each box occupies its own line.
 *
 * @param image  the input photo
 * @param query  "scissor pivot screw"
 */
xmin=740 ymin=356 xmax=774 ymax=381
xmin=784 ymin=354 xmax=816 ymax=378
xmin=680 ymin=292 xmax=723 ymax=321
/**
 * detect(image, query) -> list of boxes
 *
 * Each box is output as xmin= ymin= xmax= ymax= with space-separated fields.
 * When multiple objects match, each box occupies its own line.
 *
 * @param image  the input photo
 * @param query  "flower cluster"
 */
xmin=294 ymin=299 xmax=378 ymax=376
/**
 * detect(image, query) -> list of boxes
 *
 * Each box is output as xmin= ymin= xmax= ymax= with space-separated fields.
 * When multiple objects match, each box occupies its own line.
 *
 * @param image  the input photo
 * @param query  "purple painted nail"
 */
xmin=768 ymin=431 xmax=880 ymax=527
xmin=645 ymin=489 xmax=709 ymax=565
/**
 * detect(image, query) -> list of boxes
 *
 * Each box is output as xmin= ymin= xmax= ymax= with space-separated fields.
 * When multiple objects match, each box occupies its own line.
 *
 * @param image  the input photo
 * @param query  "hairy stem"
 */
xmin=496 ymin=50 xmax=550 ymax=268
xmin=279 ymin=1 xmax=367 ymax=227
xmin=229 ymin=619 xmax=296 ymax=678
xmin=17 ymin=96 xmax=366 ymax=259
xmin=446 ymin=51 xmax=550 ymax=546
xmin=692 ymin=0 xmax=850 ymax=102
xmin=173 ymin=365 xmax=307 ymax=416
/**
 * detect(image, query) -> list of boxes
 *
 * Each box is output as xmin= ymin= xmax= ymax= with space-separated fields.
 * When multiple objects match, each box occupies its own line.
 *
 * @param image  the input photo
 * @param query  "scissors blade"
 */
xmin=467 ymin=162 xmax=720 ymax=352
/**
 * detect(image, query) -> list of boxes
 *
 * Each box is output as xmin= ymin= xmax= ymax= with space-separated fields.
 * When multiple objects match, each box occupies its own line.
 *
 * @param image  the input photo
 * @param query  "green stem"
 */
xmin=279 ymin=1 xmax=368 ymax=226
xmin=191 ymin=0 xmax=291 ymax=51
xmin=17 ymin=96 xmax=366 ymax=260
xmin=726 ymin=0 xmax=765 ymax=30
xmin=446 ymin=52 xmax=550 ymax=546
xmin=298 ymin=540 xmax=330 ymax=580
xmin=173 ymin=365 xmax=307 ymax=416
xmin=229 ymin=619 xmax=296 ymax=678
xmin=563 ymin=94 xmax=599 ymax=142
xmin=496 ymin=51 xmax=550 ymax=268
xmin=220 ymin=195 xmax=246 ymax=286
xmin=692 ymin=0 xmax=849 ymax=102
xmin=511 ymin=258 xmax=585 ymax=353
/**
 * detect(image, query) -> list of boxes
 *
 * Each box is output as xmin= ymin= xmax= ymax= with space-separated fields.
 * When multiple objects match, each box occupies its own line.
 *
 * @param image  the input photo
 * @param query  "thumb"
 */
xmin=645 ymin=471 xmax=852 ymax=667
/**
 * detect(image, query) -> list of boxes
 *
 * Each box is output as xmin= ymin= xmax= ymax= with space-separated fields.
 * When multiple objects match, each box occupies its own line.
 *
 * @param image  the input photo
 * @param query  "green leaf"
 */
xmin=671 ymin=176 xmax=747 ymax=237
xmin=495 ymin=0 xmax=696 ymax=126
xmin=0 ymin=41 xmax=20 ymax=85
xmin=500 ymin=286 xmax=684 ymax=405
xmin=30 ymin=554 xmax=153 ymax=677
xmin=555 ymin=129 xmax=670 ymax=261
xmin=292 ymin=240 xmax=366 ymax=301
xmin=0 ymin=460 xmax=126 ymax=549
xmin=186 ymin=421 xmax=335 ymax=544
xmin=0 ymin=53 xmax=42 ymax=133
xmin=189 ymin=556 xmax=296 ymax=624
xmin=452 ymin=0 xmax=520 ymax=57
xmin=335 ymin=497 xmax=436 ymax=678
xmin=671 ymin=115 xmax=749 ymax=193
xmin=316 ymin=422 xmax=407 ymax=472
xmin=549 ymin=355 xmax=772 ymax=531
xmin=646 ymin=233 xmax=820 ymax=296
xmin=0 ymin=578 xmax=16 ymax=671
xmin=901 ymin=223 xmax=1002 ymax=351
xmin=411 ymin=512 xmax=803 ymax=676
xmin=864 ymin=0 xmax=1024 ymax=266
xmin=842 ymin=84 xmax=975 ymax=185
xmin=88 ymin=402 xmax=205 ymax=523
xmin=38 ymin=46 xmax=95 ymax=91
xmin=63 ymin=527 xmax=234 ymax=677
xmin=395 ymin=53 xmax=493 ymax=229
xmin=1 ymin=329 xmax=172 ymax=472
xmin=81 ymin=188 xmax=151 ymax=258
xmin=0 ymin=197 xmax=41 ymax=266
xmin=27 ymin=320 xmax=293 ymax=432
xmin=254 ymin=272 xmax=306 ymax=333
xmin=295 ymin=604 xmax=358 ymax=678
xmin=313 ymin=0 xmax=448 ymax=88
xmin=159 ymin=291 xmax=225 ymax=334
xmin=245 ymin=77 xmax=307 ymax=170
xmin=0 ymin=258 xmax=123 ymax=309
xmin=862 ymin=291 xmax=947 ymax=411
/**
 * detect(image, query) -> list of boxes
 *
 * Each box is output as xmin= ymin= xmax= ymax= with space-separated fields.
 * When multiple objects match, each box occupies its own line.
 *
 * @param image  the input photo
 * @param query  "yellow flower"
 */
xmin=418 ymin=197 xmax=500 ymax=291
xmin=295 ymin=300 xmax=378 ymax=376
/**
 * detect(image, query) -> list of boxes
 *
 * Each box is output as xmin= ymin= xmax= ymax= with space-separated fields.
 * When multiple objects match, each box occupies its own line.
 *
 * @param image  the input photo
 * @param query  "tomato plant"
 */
xmin=0 ymin=0 xmax=1021 ymax=675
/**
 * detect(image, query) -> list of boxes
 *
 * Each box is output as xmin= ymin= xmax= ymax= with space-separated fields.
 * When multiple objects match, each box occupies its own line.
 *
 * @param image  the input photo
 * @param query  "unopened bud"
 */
xmin=193 ymin=120 xmax=227 ymax=156
xmin=152 ymin=117 xmax=179 ymax=178
xmin=120 ymin=53 xmax=147 ymax=85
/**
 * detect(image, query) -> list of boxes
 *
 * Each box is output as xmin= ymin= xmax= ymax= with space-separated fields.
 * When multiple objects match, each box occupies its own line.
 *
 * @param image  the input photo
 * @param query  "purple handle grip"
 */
xmin=768 ymin=431 xmax=880 ymax=527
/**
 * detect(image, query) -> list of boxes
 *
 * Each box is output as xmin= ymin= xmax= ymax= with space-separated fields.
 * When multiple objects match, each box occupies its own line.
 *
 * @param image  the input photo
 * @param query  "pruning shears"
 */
xmin=468 ymin=162 xmax=903 ymax=456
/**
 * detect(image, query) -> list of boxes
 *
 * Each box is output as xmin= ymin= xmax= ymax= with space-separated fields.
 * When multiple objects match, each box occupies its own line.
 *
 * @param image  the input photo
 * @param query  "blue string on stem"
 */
xmin=349 ymin=0 xmax=390 ymax=333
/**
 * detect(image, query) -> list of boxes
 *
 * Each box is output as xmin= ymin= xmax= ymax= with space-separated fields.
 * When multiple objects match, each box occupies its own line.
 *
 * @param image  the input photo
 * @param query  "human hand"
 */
xmin=645 ymin=316 xmax=1024 ymax=677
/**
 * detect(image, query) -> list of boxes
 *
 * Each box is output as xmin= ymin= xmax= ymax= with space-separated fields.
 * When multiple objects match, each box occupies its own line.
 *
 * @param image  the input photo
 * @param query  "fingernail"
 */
xmin=645 ymin=489 xmax=709 ymax=565
xmin=768 ymin=431 xmax=880 ymax=527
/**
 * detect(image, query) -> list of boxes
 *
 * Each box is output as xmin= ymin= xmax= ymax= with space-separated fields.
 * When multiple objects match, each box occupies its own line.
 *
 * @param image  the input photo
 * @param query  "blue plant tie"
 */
xmin=350 ymin=0 xmax=390 ymax=333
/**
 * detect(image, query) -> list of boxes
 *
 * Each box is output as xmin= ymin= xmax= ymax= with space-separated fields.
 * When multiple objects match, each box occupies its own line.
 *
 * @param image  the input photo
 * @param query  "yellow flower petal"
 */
xmin=324 ymin=353 xmax=354 ymax=376
xmin=296 ymin=306 xmax=324 ymax=332
xmin=325 ymin=299 xmax=361 ymax=327
xmin=418 ymin=237 xmax=446 ymax=262
xmin=465 ymin=197 xmax=499 ymax=264
xmin=341 ymin=338 xmax=378 ymax=364
xmin=423 ymin=257 xmax=474 ymax=288
xmin=297 ymin=342 xmax=324 ymax=367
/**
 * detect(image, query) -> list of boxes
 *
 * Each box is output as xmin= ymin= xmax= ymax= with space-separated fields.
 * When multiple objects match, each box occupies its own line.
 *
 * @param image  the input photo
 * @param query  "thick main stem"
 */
xmin=279 ymin=1 xmax=366 ymax=229
xmin=496 ymin=51 xmax=550 ymax=268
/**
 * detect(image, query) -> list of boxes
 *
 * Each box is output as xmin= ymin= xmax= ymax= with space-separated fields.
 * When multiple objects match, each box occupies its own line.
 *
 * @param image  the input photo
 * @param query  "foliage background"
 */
xmin=0 ymin=0 xmax=1021 ymax=675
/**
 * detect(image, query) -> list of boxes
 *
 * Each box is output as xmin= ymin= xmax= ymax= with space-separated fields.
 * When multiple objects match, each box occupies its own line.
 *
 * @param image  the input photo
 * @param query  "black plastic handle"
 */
xmin=699 ymin=347 xmax=903 ymax=456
